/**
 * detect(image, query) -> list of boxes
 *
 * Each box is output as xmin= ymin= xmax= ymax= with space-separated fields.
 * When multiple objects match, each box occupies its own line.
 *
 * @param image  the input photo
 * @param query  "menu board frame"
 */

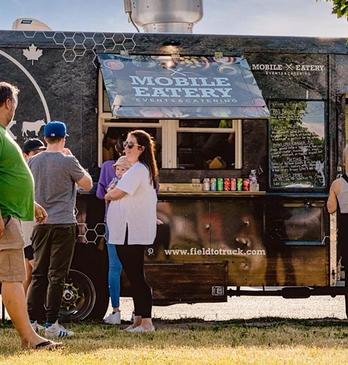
xmin=268 ymin=99 xmax=328 ymax=191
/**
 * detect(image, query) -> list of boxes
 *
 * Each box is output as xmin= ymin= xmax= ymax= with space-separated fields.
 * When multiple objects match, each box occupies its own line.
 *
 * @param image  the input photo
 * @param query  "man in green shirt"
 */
xmin=0 ymin=82 xmax=60 ymax=349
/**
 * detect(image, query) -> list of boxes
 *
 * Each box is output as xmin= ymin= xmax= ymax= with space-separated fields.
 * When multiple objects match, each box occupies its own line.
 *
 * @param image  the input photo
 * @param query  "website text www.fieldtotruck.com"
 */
xmin=161 ymin=247 xmax=266 ymax=256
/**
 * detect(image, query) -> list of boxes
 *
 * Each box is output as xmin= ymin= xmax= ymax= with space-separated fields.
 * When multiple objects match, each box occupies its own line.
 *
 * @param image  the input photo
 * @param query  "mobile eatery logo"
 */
xmin=251 ymin=63 xmax=325 ymax=76
xmin=130 ymin=76 xmax=236 ymax=100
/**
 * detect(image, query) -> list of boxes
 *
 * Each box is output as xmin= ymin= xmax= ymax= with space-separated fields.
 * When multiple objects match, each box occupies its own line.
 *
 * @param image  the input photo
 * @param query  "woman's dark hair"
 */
xmin=129 ymin=130 xmax=158 ymax=189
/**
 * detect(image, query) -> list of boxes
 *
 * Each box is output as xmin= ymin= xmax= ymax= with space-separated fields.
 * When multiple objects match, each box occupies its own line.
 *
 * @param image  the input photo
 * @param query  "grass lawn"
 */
xmin=1 ymin=318 xmax=348 ymax=364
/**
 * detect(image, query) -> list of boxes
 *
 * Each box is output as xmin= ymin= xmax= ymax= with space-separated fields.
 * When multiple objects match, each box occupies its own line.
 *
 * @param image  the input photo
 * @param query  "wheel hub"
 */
xmin=62 ymin=282 xmax=80 ymax=309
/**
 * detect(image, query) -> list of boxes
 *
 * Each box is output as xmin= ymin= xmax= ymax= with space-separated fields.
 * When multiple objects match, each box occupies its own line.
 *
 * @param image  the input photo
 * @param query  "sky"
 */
xmin=0 ymin=0 xmax=347 ymax=37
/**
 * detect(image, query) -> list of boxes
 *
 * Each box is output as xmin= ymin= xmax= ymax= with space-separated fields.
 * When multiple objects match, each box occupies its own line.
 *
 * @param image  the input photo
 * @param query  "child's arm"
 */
xmin=105 ymin=187 xmax=127 ymax=201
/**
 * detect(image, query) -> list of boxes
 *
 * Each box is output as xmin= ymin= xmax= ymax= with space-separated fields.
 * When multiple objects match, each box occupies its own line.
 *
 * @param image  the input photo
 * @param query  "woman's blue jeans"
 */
xmin=106 ymin=227 xmax=122 ymax=308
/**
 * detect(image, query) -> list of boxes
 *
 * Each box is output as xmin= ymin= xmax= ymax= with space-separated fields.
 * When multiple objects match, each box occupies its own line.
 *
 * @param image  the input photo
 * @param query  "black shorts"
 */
xmin=24 ymin=245 xmax=34 ymax=261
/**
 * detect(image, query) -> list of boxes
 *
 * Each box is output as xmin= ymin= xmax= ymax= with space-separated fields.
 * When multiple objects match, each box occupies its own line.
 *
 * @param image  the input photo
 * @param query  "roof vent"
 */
xmin=124 ymin=0 xmax=203 ymax=33
xmin=12 ymin=18 xmax=52 ymax=31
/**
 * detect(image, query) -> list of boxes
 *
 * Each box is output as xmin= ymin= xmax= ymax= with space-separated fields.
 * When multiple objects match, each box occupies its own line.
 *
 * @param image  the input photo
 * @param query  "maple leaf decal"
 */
xmin=23 ymin=44 xmax=43 ymax=65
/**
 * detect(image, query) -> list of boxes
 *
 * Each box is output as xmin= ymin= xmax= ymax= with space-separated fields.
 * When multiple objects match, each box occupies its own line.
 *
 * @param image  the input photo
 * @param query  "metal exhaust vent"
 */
xmin=124 ymin=0 xmax=203 ymax=33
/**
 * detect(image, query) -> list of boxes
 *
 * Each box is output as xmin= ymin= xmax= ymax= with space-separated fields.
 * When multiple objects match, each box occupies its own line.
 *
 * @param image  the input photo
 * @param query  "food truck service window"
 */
xmin=176 ymin=119 xmax=240 ymax=170
xmin=98 ymin=116 xmax=241 ymax=169
xmin=269 ymin=100 xmax=326 ymax=190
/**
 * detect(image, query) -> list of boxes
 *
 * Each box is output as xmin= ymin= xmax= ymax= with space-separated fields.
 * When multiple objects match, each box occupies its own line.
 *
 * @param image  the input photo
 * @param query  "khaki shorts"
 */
xmin=0 ymin=217 xmax=26 ymax=282
xmin=0 ymin=249 xmax=26 ymax=282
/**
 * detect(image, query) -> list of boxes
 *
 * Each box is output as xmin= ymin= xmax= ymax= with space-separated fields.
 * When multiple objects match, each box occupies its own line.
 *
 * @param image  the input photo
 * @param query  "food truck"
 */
xmin=0 ymin=2 xmax=347 ymax=321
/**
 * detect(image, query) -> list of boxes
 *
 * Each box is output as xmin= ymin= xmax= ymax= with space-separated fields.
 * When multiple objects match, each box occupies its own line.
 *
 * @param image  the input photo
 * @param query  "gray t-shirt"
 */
xmin=28 ymin=152 xmax=85 ymax=224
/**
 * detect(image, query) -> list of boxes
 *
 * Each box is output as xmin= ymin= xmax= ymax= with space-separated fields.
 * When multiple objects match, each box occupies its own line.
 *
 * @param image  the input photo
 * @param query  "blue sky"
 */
xmin=1 ymin=0 xmax=347 ymax=37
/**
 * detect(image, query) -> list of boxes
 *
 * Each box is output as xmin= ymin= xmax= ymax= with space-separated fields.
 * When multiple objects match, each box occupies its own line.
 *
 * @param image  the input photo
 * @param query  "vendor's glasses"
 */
xmin=123 ymin=141 xmax=142 ymax=149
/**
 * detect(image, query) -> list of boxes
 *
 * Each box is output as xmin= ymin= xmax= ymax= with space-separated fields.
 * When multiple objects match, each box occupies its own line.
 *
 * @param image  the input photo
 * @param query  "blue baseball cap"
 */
xmin=44 ymin=121 xmax=68 ymax=138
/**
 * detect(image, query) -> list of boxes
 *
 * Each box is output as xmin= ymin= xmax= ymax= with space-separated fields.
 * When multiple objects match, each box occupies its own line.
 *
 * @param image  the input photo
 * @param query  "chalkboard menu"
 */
xmin=269 ymin=101 xmax=326 ymax=189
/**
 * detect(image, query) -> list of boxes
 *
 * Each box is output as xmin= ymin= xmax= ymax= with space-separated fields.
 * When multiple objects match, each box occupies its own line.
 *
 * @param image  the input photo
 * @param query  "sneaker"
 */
xmin=127 ymin=325 xmax=155 ymax=333
xmin=104 ymin=311 xmax=121 ymax=325
xmin=124 ymin=324 xmax=137 ymax=332
xmin=44 ymin=321 xmax=74 ymax=338
xmin=31 ymin=320 xmax=45 ymax=333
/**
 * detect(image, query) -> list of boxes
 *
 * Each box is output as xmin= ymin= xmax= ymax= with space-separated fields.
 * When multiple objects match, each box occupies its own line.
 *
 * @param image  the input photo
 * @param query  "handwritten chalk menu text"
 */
xmin=269 ymin=101 xmax=326 ymax=189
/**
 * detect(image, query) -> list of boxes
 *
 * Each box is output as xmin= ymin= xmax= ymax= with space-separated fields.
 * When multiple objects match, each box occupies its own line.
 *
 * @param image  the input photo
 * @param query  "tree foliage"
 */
xmin=324 ymin=0 xmax=348 ymax=19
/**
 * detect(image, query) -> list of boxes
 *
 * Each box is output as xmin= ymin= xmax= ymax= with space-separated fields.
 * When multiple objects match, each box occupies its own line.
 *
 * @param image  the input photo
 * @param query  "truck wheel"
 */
xmin=83 ymin=273 xmax=109 ymax=321
xmin=59 ymin=269 xmax=96 ymax=322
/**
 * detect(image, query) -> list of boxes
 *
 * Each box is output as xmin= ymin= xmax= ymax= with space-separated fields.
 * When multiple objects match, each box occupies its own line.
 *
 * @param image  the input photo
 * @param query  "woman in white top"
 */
xmin=327 ymin=145 xmax=348 ymax=270
xmin=105 ymin=130 xmax=158 ymax=333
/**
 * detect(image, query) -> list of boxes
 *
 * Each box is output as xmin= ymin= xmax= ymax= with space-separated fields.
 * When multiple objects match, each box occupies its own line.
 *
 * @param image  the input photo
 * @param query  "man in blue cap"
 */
xmin=27 ymin=121 xmax=93 ymax=338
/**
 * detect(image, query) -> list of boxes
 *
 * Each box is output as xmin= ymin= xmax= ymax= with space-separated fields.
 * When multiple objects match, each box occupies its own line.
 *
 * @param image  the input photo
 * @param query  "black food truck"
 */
xmin=0 ymin=22 xmax=347 ymax=321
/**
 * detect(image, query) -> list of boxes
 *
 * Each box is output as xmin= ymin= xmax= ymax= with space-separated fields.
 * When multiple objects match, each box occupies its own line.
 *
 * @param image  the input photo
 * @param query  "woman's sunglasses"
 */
xmin=123 ymin=141 xmax=142 ymax=149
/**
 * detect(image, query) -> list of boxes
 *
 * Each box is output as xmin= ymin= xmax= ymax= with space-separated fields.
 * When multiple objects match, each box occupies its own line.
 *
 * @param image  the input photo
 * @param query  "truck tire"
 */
xmin=59 ymin=269 xmax=96 ymax=321
xmin=70 ymin=242 xmax=109 ymax=321
xmin=85 ymin=273 xmax=109 ymax=321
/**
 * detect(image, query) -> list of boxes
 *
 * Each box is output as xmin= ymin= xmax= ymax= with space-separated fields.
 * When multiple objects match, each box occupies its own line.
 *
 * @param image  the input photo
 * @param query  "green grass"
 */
xmin=1 ymin=318 xmax=348 ymax=364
